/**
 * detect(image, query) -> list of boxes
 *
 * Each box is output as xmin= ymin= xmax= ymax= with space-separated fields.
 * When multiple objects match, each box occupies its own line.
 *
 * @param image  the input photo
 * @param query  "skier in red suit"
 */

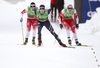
xmin=58 ymin=4 xmax=82 ymax=46
xmin=20 ymin=2 xmax=37 ymax=45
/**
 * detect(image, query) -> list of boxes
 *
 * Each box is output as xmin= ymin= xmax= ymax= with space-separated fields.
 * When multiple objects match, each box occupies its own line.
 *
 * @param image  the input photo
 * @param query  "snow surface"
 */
xmin=0 ymin=0 xmax=100 ymax=68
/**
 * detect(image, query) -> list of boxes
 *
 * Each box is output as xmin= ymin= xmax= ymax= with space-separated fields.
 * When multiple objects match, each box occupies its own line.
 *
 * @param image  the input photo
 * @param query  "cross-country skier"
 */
xmin=58 ymin=4 xmax=82 ymax=46
xmin=20 ymin=2 xmax=38 ymax=45
xmin=37 ymin=4 xmax=67 ymax=47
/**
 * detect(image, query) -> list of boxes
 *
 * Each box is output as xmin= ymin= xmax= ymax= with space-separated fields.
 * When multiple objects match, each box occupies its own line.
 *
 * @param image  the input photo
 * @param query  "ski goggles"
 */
xmin=40 ymin=7 xmax=45 ymax=10
xmin=31 ymin=6 xmax=35 ymax=7
xmin=67 ymin=7 xmax=73 ymax=9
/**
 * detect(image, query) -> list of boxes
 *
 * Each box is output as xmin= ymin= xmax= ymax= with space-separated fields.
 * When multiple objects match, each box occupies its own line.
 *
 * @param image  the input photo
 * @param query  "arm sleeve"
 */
xmin=58 ymin=9 xmax=64 ymax=24
xmin=48 ymin=9 xmax=52 ymax=14
xmin=74 ymin=9 xmax=79 ymax=24
xmin=59 ymin=9 xmax=64 ymax=18
xmin=21 ymin=8 xmax=27 ymax=18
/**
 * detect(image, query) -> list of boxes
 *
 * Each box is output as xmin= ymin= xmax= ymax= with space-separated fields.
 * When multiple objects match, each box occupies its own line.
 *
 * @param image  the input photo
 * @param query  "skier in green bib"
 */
xmin=58 ymin=4 xmax=82 ymax=46
xmin=20 ymin=2 xmax=38 ymax=45
xmin=37 ymin=4 xmax=67 ymax=47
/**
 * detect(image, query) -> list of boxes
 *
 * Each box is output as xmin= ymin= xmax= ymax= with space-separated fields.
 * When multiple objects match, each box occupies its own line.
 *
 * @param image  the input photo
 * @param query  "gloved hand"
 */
xmin=76 ymin=24 xmax=79 ymax=29
xmin=20 ymin=18 xmax=23 ymax=22
xmin=60 ymin=24 xmax=63 ymax=29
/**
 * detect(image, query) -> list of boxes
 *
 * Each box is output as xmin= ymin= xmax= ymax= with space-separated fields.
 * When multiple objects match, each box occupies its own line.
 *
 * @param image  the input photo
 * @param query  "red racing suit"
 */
xmin=21 ymin=8 xmax=37 ymax=32
xmin=58 ymin=9 xmax=79 ymax=34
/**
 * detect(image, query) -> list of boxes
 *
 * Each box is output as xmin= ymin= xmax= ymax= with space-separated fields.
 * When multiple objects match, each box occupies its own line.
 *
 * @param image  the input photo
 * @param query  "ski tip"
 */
xmin=17 ymin=43 xmax=26 ymax=45
xmin=72 ymin=45 xmax=93 ymax=47
xmin=82 ymin=45 xmax=93 ymax=47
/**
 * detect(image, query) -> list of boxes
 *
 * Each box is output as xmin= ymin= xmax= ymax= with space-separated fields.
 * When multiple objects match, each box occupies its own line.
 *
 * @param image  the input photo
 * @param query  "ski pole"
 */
xmin=53 ymin=29 xmax=62 ymax=45
xmin=21 ymin=22 xmax=24 ymax=43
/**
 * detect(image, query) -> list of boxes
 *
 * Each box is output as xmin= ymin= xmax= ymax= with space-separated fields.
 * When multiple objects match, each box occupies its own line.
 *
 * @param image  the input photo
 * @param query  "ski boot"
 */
xmin=68 ymin=40 xmax=71 ymax=46
xmin=32 ymin=37 xmax=35 ymax=45
xmin=59 ymin=41 xmax=67 ymax=47
xmin=76 ymin=41 xmax=82 ymax=46
xmin=23 ymin=38 xmax=28 ymax=45
xmin=38 ymin=40 xmax=42 ymax=47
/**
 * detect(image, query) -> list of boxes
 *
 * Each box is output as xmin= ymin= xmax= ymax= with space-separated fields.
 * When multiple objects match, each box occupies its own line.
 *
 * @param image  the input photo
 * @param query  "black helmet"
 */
xmin=40 ymin=4 xmax=45 ymax=10
xmin=30 ymin=2 xmax=35 ymax=7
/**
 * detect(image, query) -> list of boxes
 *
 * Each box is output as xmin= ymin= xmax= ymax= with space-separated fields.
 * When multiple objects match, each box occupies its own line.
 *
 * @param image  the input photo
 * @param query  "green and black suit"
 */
xmin=37 ymin=9 xmax=61 ymax=43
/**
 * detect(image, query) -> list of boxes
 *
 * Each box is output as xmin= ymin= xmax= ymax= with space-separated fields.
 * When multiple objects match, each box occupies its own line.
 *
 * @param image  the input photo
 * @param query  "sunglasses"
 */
xmin=40 ymin=9 xmax=44 ymax=10
xmin=31 ymin=6 xmax=35 ymax=7
xmin=68 ymin=8 xmax=73 ymax=9
xmin=40 ymin=7 xmax=45 ymax=10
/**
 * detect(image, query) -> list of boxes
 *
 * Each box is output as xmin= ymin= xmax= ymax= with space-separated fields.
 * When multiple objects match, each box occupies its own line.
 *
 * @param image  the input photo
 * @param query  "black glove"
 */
xmin=60 ymin=24 xmax=63 ymax=29
xmin=76 ymin=24 xmax=79 ymax=29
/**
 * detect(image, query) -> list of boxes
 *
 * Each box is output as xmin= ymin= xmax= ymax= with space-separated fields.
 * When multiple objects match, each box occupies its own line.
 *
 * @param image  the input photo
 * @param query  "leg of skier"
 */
xmin=54 ymin=4 xmax=57 ymax=22
xmin=44 ymin=20 xmax=67 ymax=47
xmin=62 ymin=20 xmax=71 ymax=45
xmin=38 ymin=22 xmax=44 ymax=46
xmin=24 ymin=19 xmax=31 ymax=45
xmin=51 ymin=4 xmax=53 ymax=22
xmin=70 ymin=19 xmax=81 ymax=46
xmin=32 ymin=20 xmax=37 ymax=45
